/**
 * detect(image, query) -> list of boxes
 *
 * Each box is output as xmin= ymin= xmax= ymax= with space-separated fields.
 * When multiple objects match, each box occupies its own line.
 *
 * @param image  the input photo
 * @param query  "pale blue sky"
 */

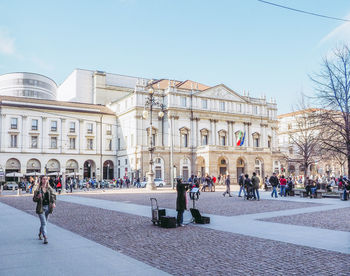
xmin=0 ymin=0 xmax=350 ymax=113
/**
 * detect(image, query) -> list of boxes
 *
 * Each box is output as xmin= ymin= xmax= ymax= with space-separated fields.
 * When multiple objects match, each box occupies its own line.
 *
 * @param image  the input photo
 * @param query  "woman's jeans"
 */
xmin=177 ymin=210 xmax=184 ymax=225
xmin=238 ymin=185 xmax=246 ymax=196
xmin=38 ymin=205 xmax=50 ymax=237
xmin=280 ymin=186 xmax=286 ymax=196
xmin=271 ymin=186 xmax=278 ymax=197
xmin=254 ymin=189 xmax=260 ymax=200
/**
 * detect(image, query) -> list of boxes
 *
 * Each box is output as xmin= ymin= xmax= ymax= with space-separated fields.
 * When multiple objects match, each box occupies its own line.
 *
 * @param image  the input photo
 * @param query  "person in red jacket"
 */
xmin=279 ymin=175 xmax=287 ymax=197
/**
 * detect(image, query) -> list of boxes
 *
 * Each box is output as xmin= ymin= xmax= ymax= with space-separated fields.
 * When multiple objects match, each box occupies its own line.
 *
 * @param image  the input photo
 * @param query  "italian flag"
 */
xmin=236 ymin=131 xmax=243 ymax=146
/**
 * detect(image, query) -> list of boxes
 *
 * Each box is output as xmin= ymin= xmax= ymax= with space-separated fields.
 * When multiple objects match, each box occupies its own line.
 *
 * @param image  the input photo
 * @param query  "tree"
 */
xmin=284 ymin=105 xmax=320 ymax=183
xmin=311 ymin=44 xmax=350 ymax=176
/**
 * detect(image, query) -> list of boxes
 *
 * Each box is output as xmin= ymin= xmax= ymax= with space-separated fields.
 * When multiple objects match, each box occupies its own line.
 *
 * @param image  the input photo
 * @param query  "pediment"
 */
xmin=195 ymin=84 xmax=247 ymax=102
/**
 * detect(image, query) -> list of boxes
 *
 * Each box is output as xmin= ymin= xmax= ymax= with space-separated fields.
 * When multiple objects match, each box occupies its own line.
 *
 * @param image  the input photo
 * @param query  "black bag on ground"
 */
xmin=160 ymin=216 xmax=177 ymax=228
xmin=190 ymin=208 xmax=210 ymax=224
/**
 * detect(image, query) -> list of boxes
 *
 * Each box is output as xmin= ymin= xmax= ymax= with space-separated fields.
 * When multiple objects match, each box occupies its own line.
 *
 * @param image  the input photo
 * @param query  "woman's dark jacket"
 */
xmin=33 ymin=187 xmax=56 ymax=214
xmin=176 ymin=182 xmax=188 ymax=211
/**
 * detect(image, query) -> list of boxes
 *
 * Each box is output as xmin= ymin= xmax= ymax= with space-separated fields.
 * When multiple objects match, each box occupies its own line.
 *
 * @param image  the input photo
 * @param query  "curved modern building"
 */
xmin=0 ymin=72 xmax=57 ymax=100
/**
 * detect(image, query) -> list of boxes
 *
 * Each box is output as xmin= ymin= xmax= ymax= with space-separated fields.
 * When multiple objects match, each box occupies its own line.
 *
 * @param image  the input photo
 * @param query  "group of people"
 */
xmin=265 ymin=173 xmax=294 ymax=198
xmin=237 ymin=172 xmax=261 ymax=200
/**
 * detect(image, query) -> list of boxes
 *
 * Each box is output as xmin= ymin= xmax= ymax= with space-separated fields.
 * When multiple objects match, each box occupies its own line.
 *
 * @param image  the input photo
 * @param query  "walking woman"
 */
xmin=33 ymin=176 xmax=56 ymax=244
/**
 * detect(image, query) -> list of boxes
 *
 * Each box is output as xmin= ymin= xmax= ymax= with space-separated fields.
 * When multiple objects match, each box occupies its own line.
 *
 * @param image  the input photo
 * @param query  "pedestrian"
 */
xmin=244 ymin=174 xmax=253 ymax=199
xmin=269 ymin=173 xmax=279 ymax=198
xmin=33 ymin=176 xmax=56 ymax=244
xmin=252 ymin=172 xmax=260 ymax=200
xmin=223 ymin=175 xmax=232 ymax=197
xmin=69 ymin=178 xmax=73 ymax=193
xmin=280 ymin=175 xmax=287 ymax=197
xmin=176 ymin=178 xmax=188 ymax=227
xmin=136 ymin=177 xmax=140 ymax=188
xmin=238 ymin=173 xmax=245 ymax=197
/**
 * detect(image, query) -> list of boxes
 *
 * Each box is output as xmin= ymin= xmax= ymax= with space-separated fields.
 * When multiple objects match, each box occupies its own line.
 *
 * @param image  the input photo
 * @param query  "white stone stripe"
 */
xmin=0 ymin=202 xmax=169 ymax=276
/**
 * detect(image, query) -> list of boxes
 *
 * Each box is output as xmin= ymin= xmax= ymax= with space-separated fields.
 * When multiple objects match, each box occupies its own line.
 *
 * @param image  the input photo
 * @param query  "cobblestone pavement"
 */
xmin=260 ymin=207 xmax=350 ymax=232
xmin=0 ymin=196 xmax=349 ymax=276
xmin=74 ymin=192 xmax=323 ymax=216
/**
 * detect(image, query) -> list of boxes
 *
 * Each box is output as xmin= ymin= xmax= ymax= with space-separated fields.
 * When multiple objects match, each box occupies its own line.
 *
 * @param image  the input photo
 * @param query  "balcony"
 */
xmin=69 ymin=128 xmax=76 ymax=133
xmin=10 ymin=124 xmax=17 ymax=129
xmin=51 ymin=127 xmax=57 ymax=132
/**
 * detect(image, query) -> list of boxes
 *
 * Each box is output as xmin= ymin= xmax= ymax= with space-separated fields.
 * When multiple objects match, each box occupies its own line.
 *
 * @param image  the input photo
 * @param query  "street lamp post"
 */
xmin=143 ymin=84 xmax=165 ymax=190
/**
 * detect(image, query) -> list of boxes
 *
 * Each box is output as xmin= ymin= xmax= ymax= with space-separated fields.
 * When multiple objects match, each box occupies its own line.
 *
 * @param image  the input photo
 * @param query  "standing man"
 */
xmin=251 ymin=172 xmax=260 ymax=201
xmin=238 ymin=173 xmax=245 ymax=197
xmin=223 ymin=175 xmax=232 ymax=197
xmin=269 ymin=172 xmax=279 ymax=198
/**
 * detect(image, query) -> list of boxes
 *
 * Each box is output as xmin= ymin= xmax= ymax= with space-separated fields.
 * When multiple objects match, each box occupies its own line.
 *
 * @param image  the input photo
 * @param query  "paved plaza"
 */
xmin=0 ymin=188 xmax=349 ymax=275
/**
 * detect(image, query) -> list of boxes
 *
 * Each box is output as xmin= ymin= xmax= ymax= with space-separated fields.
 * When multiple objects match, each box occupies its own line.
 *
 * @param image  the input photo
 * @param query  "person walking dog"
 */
xmin=33 ymin=176 xmax=56 ymax=244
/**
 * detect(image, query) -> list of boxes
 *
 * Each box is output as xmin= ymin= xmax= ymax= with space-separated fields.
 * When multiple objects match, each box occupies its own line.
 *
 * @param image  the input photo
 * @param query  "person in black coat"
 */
xmin=176 ymin=178 xmax=188 ymax=226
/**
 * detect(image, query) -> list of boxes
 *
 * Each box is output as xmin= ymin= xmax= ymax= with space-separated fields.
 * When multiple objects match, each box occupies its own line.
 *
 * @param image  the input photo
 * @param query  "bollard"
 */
xmin=17 ymin=187 xmax=20 ymax=196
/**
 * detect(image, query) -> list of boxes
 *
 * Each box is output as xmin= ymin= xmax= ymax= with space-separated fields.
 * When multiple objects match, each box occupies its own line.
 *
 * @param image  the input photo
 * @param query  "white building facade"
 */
xmin=278 ymin=110 xmax=345 ymax=177
xmin=59 ymin=69 xmax=283 ymax=184
xmin=0 ymin=96 xmax=117 ymax=181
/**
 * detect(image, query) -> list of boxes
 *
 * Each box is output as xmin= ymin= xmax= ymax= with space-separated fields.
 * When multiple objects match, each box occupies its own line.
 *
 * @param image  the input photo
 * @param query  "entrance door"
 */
xmin=237 ymin=167 xmax=244 ymax=182
xmin=220 ymin=167 xmax=227 ymax=175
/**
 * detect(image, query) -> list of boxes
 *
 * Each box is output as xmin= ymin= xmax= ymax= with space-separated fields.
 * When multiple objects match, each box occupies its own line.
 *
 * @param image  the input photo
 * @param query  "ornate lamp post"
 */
xmin=143 ymin=84 xmax=165 ymax=190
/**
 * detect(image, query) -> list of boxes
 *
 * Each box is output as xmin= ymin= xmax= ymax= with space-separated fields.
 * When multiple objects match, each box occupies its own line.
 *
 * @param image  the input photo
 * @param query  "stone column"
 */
xmin=79 ymin=119 xmax=84 ymax=154
xmin=42 ymin=117 xmax=47 ymax=153
xmin=21 ymin=115 xmax=27 ymax=152
xmin=248 ymin=123 xmax=252 ymax=147
xmin=61 ymin=119 xmax=66 ymax=153
xmin=209 ymin=119 xmax=213 ymax=145
xmin=214 ymin=120 xmax=217 ymax=145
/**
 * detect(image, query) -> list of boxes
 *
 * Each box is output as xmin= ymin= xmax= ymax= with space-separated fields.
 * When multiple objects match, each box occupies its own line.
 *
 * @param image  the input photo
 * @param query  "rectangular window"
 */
xmin=221 ymin=136 xmax=226 ymax=146
xmin=220 ymin=101 xmax=225 ymax=111
xmin=118 ymin=160 xmax=120 ymax=166
xmin=70 ymin=122 xmax=76 ymax=133
xmin=87 ymin=123 xmax=93 ymax=134
xmin=181 ymin=96 xmax=187 ymax=107
xmin=202 ymin=135 xmax=208 ymax=145
xmin=107 ymin=139 xmax=112 ymax=151
xmin=253 ymin=106 xmax=258 ymax=114
xmin=182 ymin=133 xmax=188 ymax=147
xmin=10 ymin=135 xmax=17 ymax=148
xmin=32 ymin=119 xmax=38 ymax=131
xmin=131 ymin=134 xmax=134 ymax=147
xmin=50 ymin=137 xmax=57 ymax=149
xmin=125 ymin=159 xmax=128 ymax=165
xmin=87 ymin=138 xmax=93 ymax=150
xmin=152 ymin=134 xmax=156 ymax=146
xmin=238 ymin=104 xmax=242 ymax=113
xmin=10 ymin=118 xmax=18 ymax=129
xmin=69 ymin=138 xmax=76 ymax=149
xmin=118 ymin=138 xmax=121 ymax=150
xmin=51 ymin=120 xmax=57 ymax=132
xmin=31 ymin=136 xmax=38 ymax=148
xmin=254 ymin=138 xmax=259 ymax=147
xmin=117 ymin=168 xmax=120 ymax=178
xmin=201 ymin=99 xmax=207 ymax=109
xmin=106 ymin=124 xmax=112 ymax=135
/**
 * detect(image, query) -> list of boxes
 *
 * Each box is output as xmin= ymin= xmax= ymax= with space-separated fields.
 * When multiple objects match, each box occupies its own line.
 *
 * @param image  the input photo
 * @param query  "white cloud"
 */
xmin=0 ymin=28 xmax=15 ymax=55
xmin=319 ymin=12 xmax=350 ymax=46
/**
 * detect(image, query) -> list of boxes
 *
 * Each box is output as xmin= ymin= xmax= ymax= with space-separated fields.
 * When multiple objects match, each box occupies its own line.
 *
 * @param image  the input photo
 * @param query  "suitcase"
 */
xmin=150 ymin=198 xmax=166 ymax=225
xmin=190 ymin=208 xmax=210 ymax=224
xmin=160 ymin=216 xmax=177 ymax=228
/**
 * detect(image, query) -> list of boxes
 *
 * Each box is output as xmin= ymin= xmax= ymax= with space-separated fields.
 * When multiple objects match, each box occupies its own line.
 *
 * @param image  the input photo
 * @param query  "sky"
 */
xmin=0 ymin=0 xmax=350 ymax=114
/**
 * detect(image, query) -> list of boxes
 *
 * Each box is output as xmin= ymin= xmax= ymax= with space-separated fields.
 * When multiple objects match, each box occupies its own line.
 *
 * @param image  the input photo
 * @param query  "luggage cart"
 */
xmin=150 ymin=198 xmax=166 ymax=225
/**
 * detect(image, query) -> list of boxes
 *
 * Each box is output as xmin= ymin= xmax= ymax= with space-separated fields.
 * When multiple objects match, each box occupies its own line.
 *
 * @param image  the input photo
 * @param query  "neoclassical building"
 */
xmin=278 ymin=110 xmax=345 ymax=177
xmin=59 ymin=69 xmax=283 ymax=185
xmin=0 ymin=95 xmax=117 ymax=182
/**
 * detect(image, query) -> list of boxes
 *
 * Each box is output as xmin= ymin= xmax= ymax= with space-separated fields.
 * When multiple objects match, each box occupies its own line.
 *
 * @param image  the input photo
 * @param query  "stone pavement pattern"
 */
xmin=1 ymin=192 xmax=349 ymax=276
